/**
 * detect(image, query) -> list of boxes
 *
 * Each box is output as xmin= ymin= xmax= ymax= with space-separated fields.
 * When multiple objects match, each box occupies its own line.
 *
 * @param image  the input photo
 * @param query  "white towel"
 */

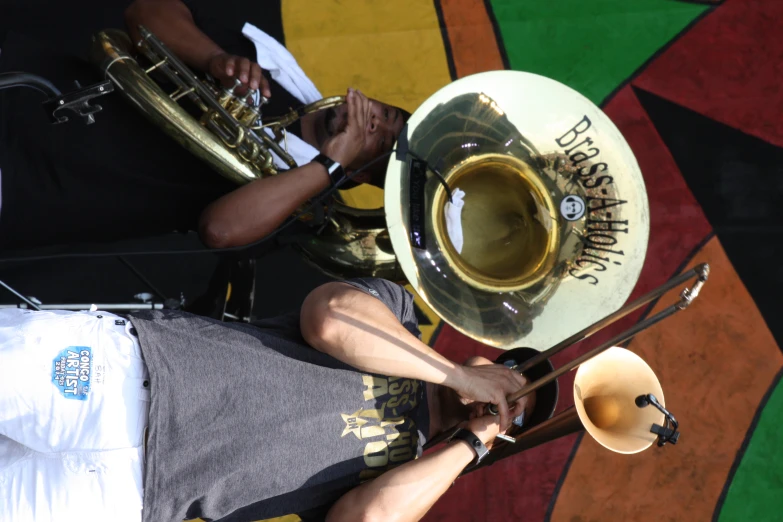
xmin=445 ymin=188 xmax=466 ymax=253
xmin=242 ymin=23 xmax=321 ymax=170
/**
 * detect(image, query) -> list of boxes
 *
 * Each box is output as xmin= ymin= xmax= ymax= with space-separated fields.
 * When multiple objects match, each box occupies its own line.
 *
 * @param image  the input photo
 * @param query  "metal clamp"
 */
xmin=42 ymin=80 xmax=115 ymax=125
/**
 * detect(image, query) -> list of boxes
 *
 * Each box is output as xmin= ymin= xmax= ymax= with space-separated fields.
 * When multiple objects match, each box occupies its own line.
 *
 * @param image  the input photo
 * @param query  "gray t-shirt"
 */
xmin=129 ymin=278 xmax=429 ymax=522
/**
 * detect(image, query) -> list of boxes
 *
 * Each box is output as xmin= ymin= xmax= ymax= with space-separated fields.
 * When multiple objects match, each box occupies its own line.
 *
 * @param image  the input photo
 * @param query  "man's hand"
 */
xmin=449 ymin=363 xmax=528 ymax=431
xmin=465 ymin=397 xmax=526 ymax=448
xmin=320 ymin=88 xmax=371 ymax=168
xmin=207 ymin=52 xmax=271 ymax=98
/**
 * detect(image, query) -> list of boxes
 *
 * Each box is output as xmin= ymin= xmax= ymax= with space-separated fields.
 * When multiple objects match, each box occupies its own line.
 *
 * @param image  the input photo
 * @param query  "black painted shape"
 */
xmin=414 ymin=302 xmax=433 ymax=326
xmin=634 ymin=86 xmax=783 ymax=352
xmin=482 ymin=0 xmax=511 ymax=70
xmin=432 ymin=0 xmax=458 ymax=81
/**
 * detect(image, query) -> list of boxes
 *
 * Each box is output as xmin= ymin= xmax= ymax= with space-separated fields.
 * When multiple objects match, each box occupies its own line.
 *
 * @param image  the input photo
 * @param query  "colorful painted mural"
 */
xmin=271 ymin=0 xmax=783 ymax=520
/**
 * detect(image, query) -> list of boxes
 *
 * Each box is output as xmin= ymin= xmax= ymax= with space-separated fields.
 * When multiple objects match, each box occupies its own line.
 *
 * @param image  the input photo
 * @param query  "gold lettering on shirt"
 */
xmin=342 ymin=374 xmax=424 ymax=480
xmin=380 ymin=417 xmax=405 ymax=429
xmin=341 ymin=408 xmax=392 ymax=439
xmin=389 ymin=380 xmax=411 ymax=395
xmin=388 ymin=430 xmax=411 ymax=448
xmin=389 ymin=446 xmax=413 ymax=463
xmin=363 ymin=440 xmax=389 ymax=467
xmin=360 ymin=425 xmax=386 ymax=438
xmin=362 ymin=375 xmax=388 ymax=400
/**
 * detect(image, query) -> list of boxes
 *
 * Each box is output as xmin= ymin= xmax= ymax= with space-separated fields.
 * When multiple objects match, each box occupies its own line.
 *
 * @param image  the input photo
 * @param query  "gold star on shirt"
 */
xmin=341 ymin=410 xmax=368 ymax=439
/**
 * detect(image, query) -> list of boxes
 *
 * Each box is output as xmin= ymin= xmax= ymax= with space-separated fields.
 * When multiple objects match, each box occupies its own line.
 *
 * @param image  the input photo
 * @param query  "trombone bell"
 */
xmin=574 ymin=347 xmax=665 ymax=454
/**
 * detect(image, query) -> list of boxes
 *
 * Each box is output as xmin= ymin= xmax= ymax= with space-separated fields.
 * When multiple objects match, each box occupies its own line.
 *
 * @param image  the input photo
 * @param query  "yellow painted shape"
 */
xmin=409 ymin=284 xmax=442 ymax=345
xmin=282 ymin=0 xmax=452 ymax=210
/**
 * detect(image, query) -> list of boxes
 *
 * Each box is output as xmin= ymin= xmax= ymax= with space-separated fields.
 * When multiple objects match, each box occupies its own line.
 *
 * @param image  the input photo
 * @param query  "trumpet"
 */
xmin=91 ymin=27 xmax=345 ymax=183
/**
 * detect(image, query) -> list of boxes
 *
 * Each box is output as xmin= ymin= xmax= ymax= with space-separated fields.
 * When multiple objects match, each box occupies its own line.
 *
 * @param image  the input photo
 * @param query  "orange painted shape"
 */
xmin=550 ymin=236 xmax=783 ymax=522
xmin=439 ymin=0 xmax=505 ymax=77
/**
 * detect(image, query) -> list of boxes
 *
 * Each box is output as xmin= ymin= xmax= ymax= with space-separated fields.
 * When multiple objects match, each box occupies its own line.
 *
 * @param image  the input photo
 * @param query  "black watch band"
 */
xmin=312 ymin=153 xmax=346 ymax=186
xmin=447 ymin=428 xmax=489 ymax=465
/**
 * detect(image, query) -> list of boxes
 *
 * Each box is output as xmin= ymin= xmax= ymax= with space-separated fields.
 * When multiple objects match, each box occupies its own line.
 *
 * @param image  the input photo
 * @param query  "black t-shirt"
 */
xmin=130 ymin=278 xmax=430 ymax=522
xmin=0 ymin=0 xmax=304 ymax=249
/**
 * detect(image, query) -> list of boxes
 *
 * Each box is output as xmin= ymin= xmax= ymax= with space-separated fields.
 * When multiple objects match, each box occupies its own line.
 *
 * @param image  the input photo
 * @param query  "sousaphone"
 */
xmin=91 ymin=29 xmax=648 ymax=351
xmin=382 ymin=70 xmax=649 ymax=350
xmin=91 ymin=28 xmax=709 ymax=466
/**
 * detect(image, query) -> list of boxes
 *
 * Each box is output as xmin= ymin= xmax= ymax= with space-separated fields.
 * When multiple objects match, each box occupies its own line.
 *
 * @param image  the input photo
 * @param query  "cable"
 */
xmin=0 ymin=280 xmax=42 ymax=310
xmin=117 ymin=256 xmax=169 ymax=301
xmin=0 ymin=72 xmax=61 ymax=98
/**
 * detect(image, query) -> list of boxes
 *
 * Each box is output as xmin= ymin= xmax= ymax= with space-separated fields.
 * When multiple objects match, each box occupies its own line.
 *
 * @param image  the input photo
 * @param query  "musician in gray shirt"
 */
xmin=0 ymin=277 xmax=534 ymax=522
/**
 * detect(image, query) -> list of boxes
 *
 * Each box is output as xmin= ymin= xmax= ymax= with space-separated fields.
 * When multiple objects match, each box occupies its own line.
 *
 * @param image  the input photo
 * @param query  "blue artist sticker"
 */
xmin=52 ymin=347 xmax=92 ymax=400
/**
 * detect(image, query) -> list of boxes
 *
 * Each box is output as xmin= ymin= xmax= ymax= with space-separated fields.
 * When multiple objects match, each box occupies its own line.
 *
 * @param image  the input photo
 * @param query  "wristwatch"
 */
xmin=447 ymin=428 xmax=489 ymax=465
xmin=312 ymin=153 xmax=347 ymax=186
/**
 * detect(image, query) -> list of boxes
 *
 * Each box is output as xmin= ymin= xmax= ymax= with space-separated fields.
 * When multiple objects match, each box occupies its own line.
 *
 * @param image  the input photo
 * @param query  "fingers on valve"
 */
xmin=224 ymin=56 xmax=236 ymax=77
xmin=238 ymin=58 xmax=251 ymax=83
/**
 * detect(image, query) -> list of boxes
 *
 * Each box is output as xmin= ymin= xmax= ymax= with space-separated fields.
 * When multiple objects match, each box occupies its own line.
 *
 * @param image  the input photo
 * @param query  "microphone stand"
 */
xmin=0 ymin=71 xmax=114 ymax=124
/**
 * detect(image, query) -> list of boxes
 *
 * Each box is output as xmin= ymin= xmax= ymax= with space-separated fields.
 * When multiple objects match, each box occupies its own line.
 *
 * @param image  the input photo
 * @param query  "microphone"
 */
xmin=635 ymin=393 xmax=680 ymax=447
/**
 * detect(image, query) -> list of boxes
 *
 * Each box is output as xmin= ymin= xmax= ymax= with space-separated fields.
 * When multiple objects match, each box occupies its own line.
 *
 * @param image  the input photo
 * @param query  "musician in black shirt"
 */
xmin=0 ymin=0 xmax=408 ymax=250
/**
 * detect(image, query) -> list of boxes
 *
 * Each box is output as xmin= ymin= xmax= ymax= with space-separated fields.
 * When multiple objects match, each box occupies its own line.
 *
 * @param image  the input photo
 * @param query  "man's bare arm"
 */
xmin=198 ymin=162 xmax=330 ymax=247
xmin=124 ymin=0 xmax=268 ymax=93
xmin=124 ymin=0 xmax=222 ymax=72
xmin=300 ymin=282 xmax=528 ymax=428
xmin=301 ymin=281 xmax=464 ymax=388
xmin=325 ymin=399 xmax=522 ymax=522
xmin=198 ymin=89 xmax=371 ymax=247
xmin=325 ymin=440 xmax=475 ymax=522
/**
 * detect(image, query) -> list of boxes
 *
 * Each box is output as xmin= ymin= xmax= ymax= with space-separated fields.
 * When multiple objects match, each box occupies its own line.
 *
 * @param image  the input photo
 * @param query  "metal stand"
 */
xmin=0 ymin=254 xmax=181 ymax=314
xmin=0 ymin=301 xmax=166 ymax=311
xmin=0 ymin=71 xmax=113 ymax=124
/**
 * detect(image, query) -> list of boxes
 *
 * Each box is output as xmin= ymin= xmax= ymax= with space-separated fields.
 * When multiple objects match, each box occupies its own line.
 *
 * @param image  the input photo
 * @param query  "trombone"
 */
xmin=425 ymin=263 xmax=709 ymax=472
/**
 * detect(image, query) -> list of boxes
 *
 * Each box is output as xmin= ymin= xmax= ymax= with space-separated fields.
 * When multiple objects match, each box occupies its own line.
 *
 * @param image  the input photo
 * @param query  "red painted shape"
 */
xmin=634 ymin=0 xmax=783 ymax=147
xmin=424 ymin=85 xmax=712 ymax=521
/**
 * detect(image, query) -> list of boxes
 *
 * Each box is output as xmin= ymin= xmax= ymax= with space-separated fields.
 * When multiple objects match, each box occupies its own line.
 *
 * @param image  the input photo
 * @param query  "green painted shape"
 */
xmin=488 ymin=0 xmax=707 ymax=104
xmin=718 ymin=375 xmax=783 ymax=522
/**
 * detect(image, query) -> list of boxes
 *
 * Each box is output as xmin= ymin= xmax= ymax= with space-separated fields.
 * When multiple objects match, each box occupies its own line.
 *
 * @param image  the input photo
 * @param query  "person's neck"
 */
xmin=427 ymin=383 xmax=470 ymax=439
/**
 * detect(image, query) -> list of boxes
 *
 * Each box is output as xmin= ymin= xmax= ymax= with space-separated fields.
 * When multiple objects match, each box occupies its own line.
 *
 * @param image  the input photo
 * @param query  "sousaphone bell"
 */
xmin=384 ymin=70 xmax=650 ymax=351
